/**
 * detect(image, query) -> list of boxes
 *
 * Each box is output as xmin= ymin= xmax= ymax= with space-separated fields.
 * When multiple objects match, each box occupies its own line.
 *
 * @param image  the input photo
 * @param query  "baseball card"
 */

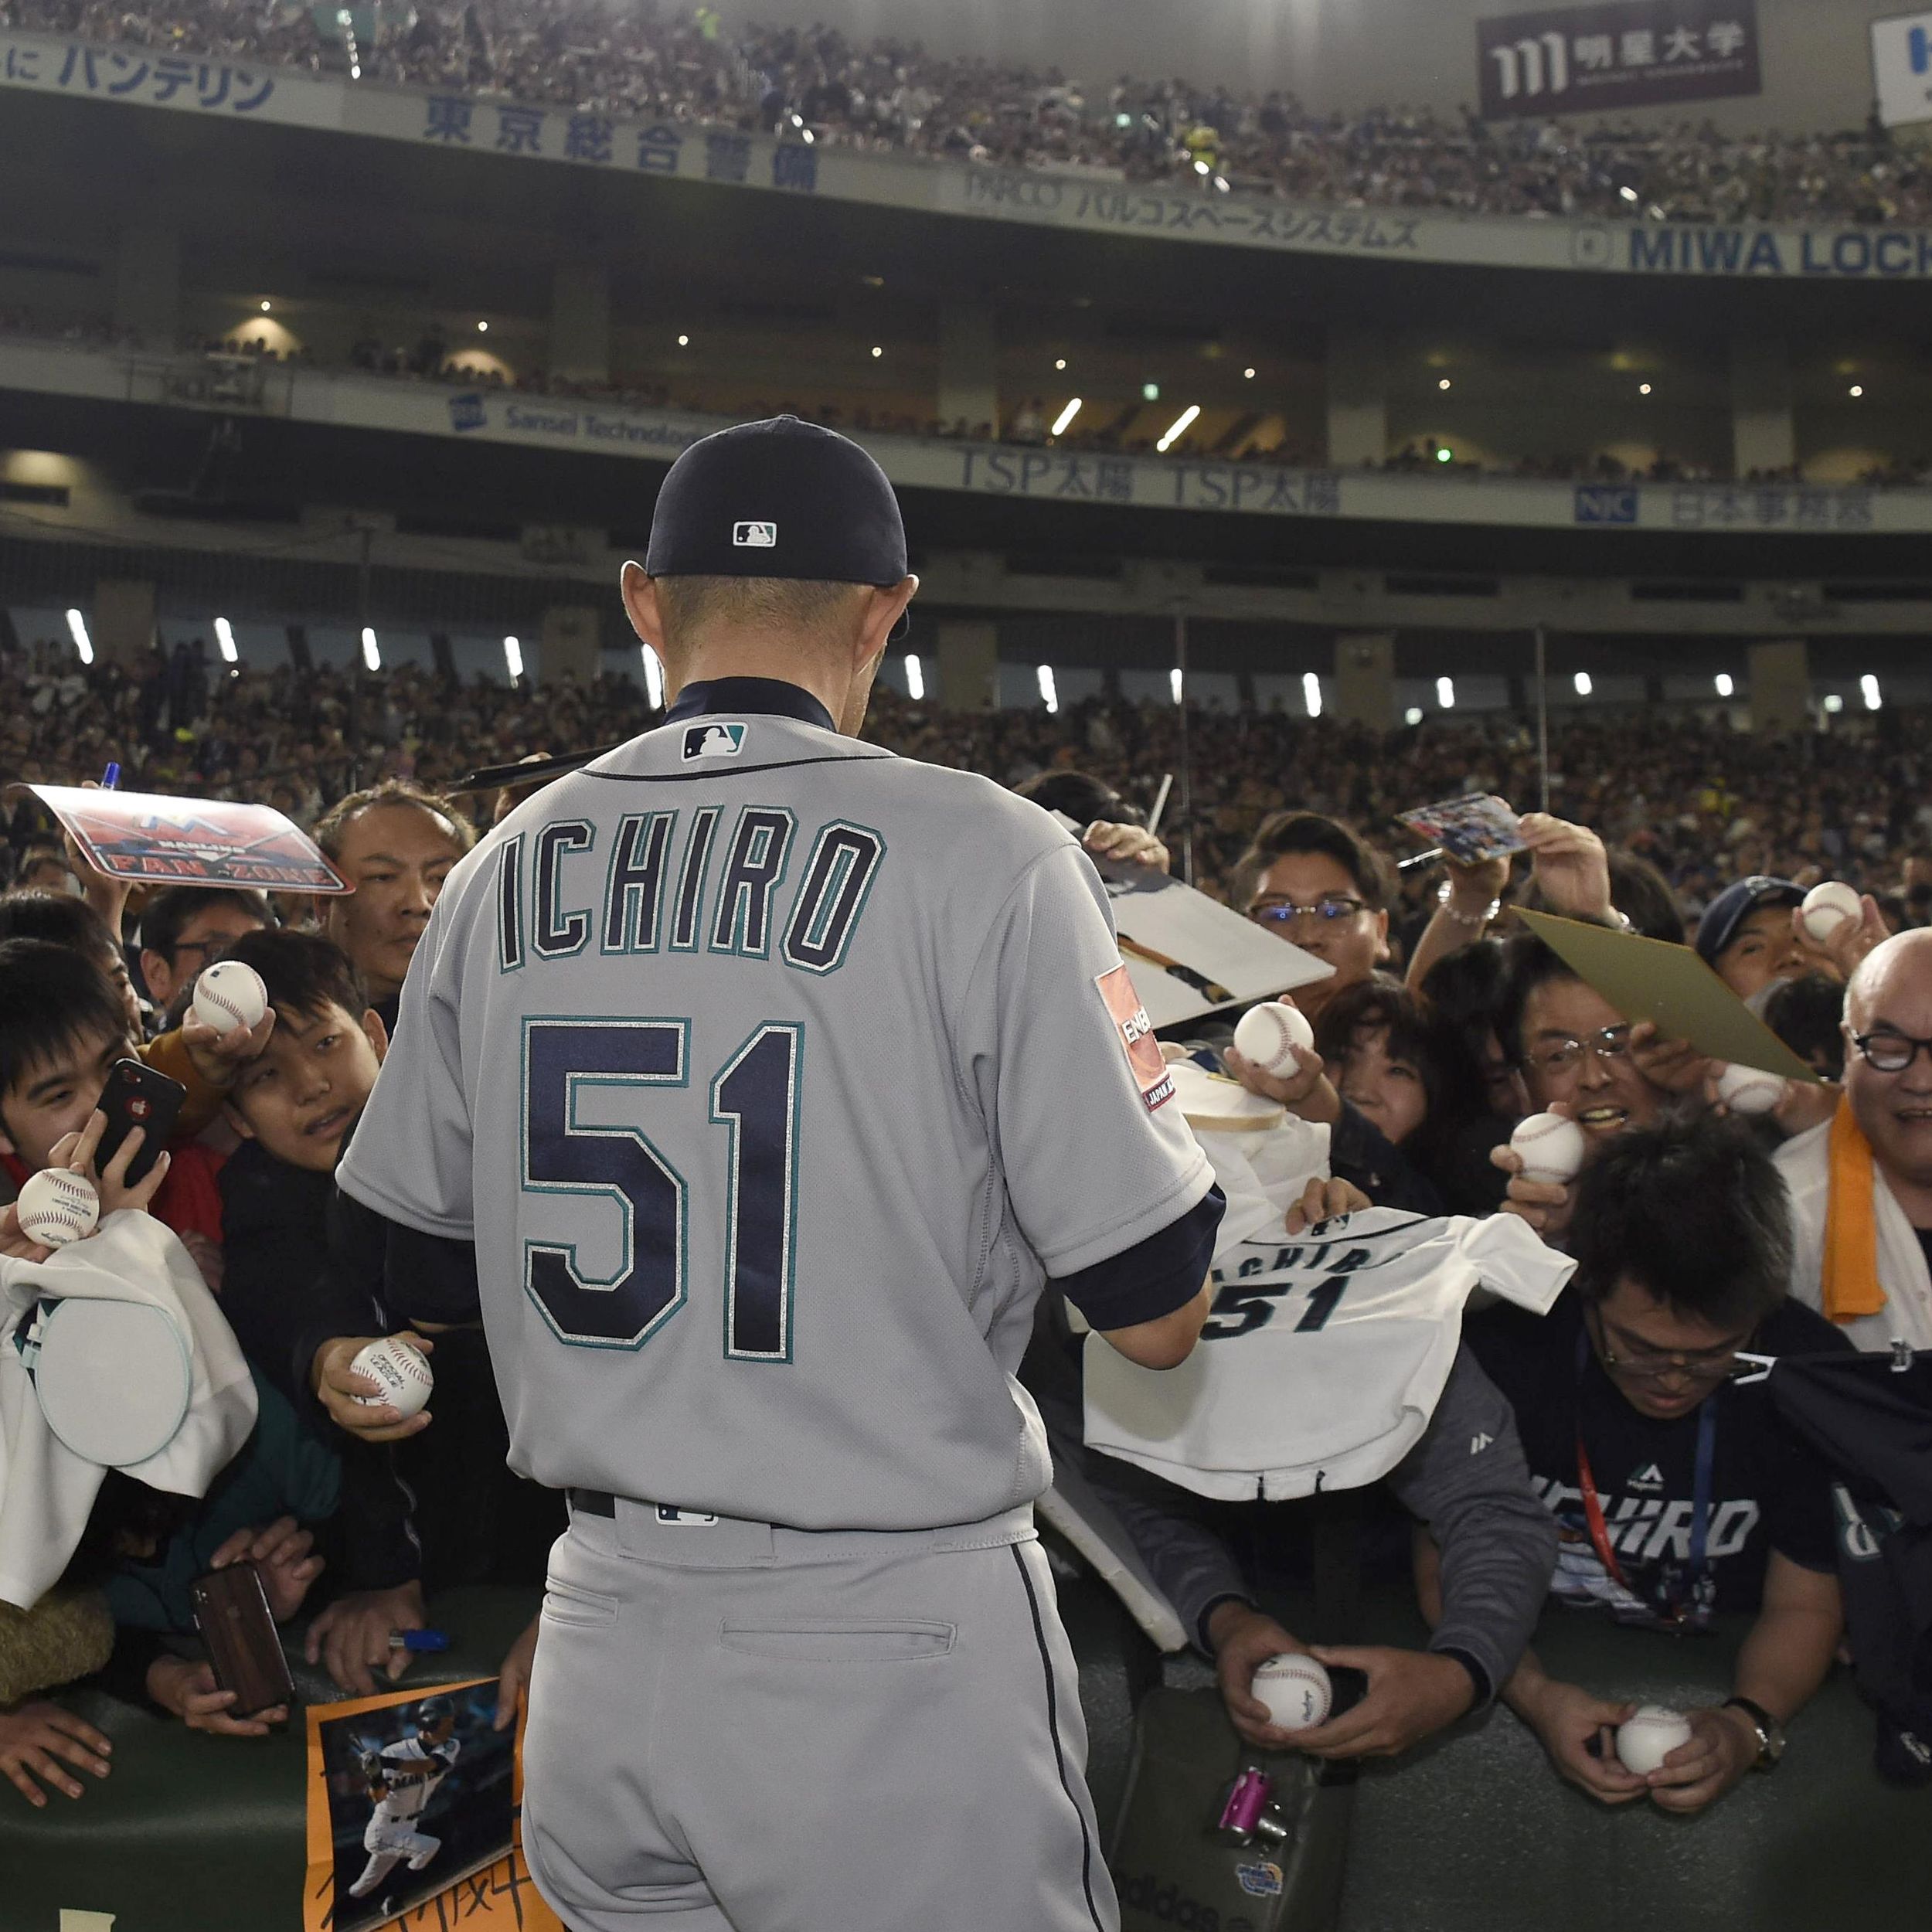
xmin=304 ymin=1680 xmax=542 ymax=1932
xmin=1395 ymin=792 xmax=1527 ymax=866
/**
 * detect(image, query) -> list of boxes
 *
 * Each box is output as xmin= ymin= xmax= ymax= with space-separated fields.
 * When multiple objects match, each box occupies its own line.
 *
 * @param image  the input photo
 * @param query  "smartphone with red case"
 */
xmin=96 ymin=1057 xmax=188 ymax=1186
xmin=190 ymin=1563 xmax=294 ymax=1716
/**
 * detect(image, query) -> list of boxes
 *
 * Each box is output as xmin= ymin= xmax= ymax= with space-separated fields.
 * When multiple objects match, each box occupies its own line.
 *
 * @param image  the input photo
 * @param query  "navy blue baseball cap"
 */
xmin=1696 ymin=875 xmax=1803 ymax=964
xmin=645 ymin=416 xmax=908 ymax=586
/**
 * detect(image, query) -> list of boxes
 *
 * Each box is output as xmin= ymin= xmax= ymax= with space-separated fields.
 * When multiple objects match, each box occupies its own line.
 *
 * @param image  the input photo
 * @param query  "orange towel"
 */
xmin=1821 ymin=1097 xmax=1889 ymax=1322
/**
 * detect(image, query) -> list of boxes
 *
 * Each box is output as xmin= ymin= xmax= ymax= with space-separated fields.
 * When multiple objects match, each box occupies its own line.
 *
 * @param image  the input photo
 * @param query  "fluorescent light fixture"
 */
xmin=65 ymin=608 xmax=92 ymax=665
xmin=641 ymin=646 xmax=665 ymax=709
xmin=1823 ymin=693 xmax=1845 ymax=713
xmin=1404 ymin=706 xmax=1424 ymax=726
xmin=1302 ymin=672 xmax=1322 ymax=718
xmin=1862 ymin=673 xmax=1882 ymax=710
xmin=904 ymin=653 xmax=923 ymax=701
xmin=214 ymin=617 xmax=238 ymax=664
xmin=1573 ymin=672 xmax=1593 ymax=696
xmin=1715 ymin=672 xmax=1734 ymax=697
xmin=1036 ymin=665 xmax=1059 ymax=713
xmin=1141 ymin=381 xmax=1159 ymax=403
xmin=1436 ymin=675 xmax=1455 ymax=709
xmin=360 ymin=627 xmax=381 ymax=671
xmin=1156 ymin=404 xmax=1200 ymax=453
xmin=1050 ymin=397 xmax=1083 ymax=437
xmin=504 ymin=634 xmax=524 ymax=679
xmin=1170 ymin=668 xmax=1184 ymax=706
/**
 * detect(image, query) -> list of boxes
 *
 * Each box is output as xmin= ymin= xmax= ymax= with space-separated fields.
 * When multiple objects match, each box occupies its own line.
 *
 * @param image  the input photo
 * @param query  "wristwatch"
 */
xmin=1722 ymin=1696 xmax=1787 ymax=1770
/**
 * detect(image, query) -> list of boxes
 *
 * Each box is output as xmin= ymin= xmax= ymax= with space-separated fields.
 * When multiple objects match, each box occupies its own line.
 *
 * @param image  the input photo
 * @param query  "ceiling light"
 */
xmin=504 ymin=634 xmax=524 ymax=680
xmin=641 ymin=646 xmax=664 ymax=709
xmin=904 ymin=653 xmax=923 ymax=702
xmin=1849 ymin=384 xmax=1864 ymax=398
xmin=1573 ymin=672 xmax=1593 ymax=696
xmin=1302 ymin=672 xmax=1322 ymax=719
xmin=1141 ymin=381 xmax=1160 ymax=403
xmin=1436 ymin=446 xmax=1453 ymax=463
xmin=1037 ymin=665 xmax=1059 ymax=714
xmin=214 ymin=617 xmax=238 ymax=664
xmin=1054 ymin=358 xmax=1066 ymax=371
xmin=361 ymin=627 xmax=381 ymax=671
xmin=1404 ymin=706 xmax=1424 ymax=726
xmin=1639 ymin=382 xmax=1652 ymax=395
xmin=65 ymin=608 xmax=92 ymax=665
xmin=1715 ymin=672 xmax=1734 ymax=697
xmin=1156 ymin=404 xmax=1200 ymax=453
xmin=677 ymin=334 xmax=689 ymax=347
xmin=1438 ymin=377 xmax=1451 ymax=391
xmin=1170 ymin=668 xmax=1184 ymax=706
xmin=1862 ymin=673 xmax=1882 ymax=709
xmin=260 ymin=300 xmax=272 ymax=313
xmin=1436 ymin=675 xmax=1455 ymax=709
xmin=1050 ymin=397 xmax=1082 ymax=437
xmin=1243 ymin=366 xmax=1256 ymax=379
xmin=1823 ymin=693 xmax=1845 ymax=713
xmin=477 ymin=320 xmax=488 ymax=333
xmin=870 ymin=345 xmax=883 ymax=359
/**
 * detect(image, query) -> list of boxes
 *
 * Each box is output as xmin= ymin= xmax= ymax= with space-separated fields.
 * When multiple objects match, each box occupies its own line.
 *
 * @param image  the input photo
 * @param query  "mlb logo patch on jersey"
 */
xmin=682 ymin=722 xmax=748 ymax=762
xmin=733 ymin=520 xmax=777 ymax=548
xmin=1096 ymin=963 xmax=1174 ymax=1112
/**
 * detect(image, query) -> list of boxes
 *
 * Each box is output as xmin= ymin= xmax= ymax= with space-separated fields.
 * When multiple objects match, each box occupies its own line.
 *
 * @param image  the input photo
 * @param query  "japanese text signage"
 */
xmin=1478 ymin=1 xmax=1760 ymax=119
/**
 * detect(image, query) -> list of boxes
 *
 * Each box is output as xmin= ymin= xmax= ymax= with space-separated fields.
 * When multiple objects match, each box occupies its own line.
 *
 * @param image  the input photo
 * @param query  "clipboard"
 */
xmin=1517 ymin=911 xmax=1821 ymax=1083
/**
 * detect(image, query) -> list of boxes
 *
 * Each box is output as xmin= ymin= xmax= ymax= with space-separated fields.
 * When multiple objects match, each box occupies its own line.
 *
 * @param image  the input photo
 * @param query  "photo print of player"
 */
xmin=308 ymin=1680 xmax=516 ymax=1932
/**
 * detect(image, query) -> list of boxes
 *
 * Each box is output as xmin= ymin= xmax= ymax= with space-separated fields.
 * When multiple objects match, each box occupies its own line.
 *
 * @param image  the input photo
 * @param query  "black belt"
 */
xmin=569 ymin=1488 xmax=616 ymax=1517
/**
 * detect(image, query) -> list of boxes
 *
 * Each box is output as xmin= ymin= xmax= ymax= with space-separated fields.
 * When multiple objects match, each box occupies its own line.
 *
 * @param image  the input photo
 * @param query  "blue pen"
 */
xmin=387 ymin=1628 xmax=452 ymax=1652
xmin=100 ymin=763 xmax=119 ymax=790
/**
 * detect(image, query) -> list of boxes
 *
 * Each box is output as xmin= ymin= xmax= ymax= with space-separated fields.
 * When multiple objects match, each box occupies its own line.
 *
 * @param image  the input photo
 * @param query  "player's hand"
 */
xmin=1207 ymin=1601 xmax=1317 ymax=1752
xmin=495 ymin=1614 xmax=540 ymax=1732
xmin=48 ymin=1109 xmax=170 ymax=1219
xmin=1490 ymin=1142 xmax=1576 ymax=1243
xmin=1644 ymin=1704 xmax=1758 ymax=1813
xmin=0 ymin=1700 xmax=112 ymax=1806
xmin=179 ymin=1008 xmax=277 ymax=1090
xmin=1083 ymin=821 xmax=1171 ymax=873
xmin=311 ymin=1333 xmax=434 ymax=1441
xmin=1226 ymin=1040 xmax=1333 ymax=1117
xmin=1519 ymin=815 xmax=1614 ymax=923
xmin=1515 ymin=1678 xmax=1645 ymax=1804
xmin=212 ymin=1518 xmax=325 ymax=1624
xmin=1628 ymin=1021 xmax=1708 ymax=1097
xmin=145 ymin=1655 xmax=286 ymax=1737
xmin=1283 ymin=1176 xmax=1370 ymax=1237
xmin=1292 ymin=1645 xmax=1475 ymax=1760
xmin=305 ymin=1581 xmax=427 ymax=1697
xmin=1791 ymin=896 xmax=1886 ymax=984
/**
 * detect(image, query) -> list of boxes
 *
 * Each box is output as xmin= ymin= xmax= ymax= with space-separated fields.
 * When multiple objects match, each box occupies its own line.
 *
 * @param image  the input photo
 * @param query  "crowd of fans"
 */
xmin=9 ymin=0 xmax=1932 ymax=224
xmin=1 ymin=611 xmax=1929 ymax=1844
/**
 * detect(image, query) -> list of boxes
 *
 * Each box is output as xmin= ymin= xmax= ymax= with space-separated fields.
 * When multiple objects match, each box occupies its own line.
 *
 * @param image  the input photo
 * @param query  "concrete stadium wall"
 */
xmin=743 ymin=0 xmax=1910 ymax=135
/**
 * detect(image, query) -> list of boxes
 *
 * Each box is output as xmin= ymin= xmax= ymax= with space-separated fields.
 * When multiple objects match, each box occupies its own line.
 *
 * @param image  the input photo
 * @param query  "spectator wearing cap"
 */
xmin=1777 ymin=929 xmax=1932 ymax=1352
xmin=1696 ymin=877 xmax=1806 ymax=1004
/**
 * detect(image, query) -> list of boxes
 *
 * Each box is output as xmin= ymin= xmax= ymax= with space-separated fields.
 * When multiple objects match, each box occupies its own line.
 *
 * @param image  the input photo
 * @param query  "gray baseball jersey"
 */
xmin=338 ymin=682 xmax=1212 ymax=1532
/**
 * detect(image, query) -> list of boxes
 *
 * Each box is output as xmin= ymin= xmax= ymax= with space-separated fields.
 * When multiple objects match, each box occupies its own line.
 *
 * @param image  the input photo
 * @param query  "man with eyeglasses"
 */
xmin=1467 ymin=1116 xmax=1849 ymax=1813
xmin=1229 ymin=812 xmax=1392 ymax=1024
xmin=1779 ymin=928 xmax=1932 ymax=1351
xmin=136 ymin=885 xmax=274 ymax=1022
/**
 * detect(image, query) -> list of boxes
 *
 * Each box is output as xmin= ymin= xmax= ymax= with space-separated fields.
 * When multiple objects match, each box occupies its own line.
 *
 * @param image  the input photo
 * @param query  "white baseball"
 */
xmin=1251 ymin=1652 xmax=1332 ymax=1732
xmin=1510 ymin=1111 xmax=1587 ymax=1186
xmin=16 ymin=1168 xmax=100 ymax=1247
xmin=1616 ymin=1704 xmax=1695 ymax=1775
xmin=1233 ymin=1002 xmax=1316 ymax=1078
xmin=350 ymin=1336 xmax=434 ymax=1417
xmin=1799 ymin=880 xmax=1861 ymax=945
xmin=1716 ymin=1062 xmax=1786 ymax=1116
xmin=192 ymin=958 xmax=268 ymax=1034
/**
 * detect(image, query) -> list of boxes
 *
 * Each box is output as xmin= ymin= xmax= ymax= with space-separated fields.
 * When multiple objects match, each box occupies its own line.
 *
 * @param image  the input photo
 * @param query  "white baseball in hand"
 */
xmin=1615 ymin=1704 xmax=1694 ymax=1775
xmin=350 ymin=1337 xmax=434 ymax=1417
xmin=1251 ymin=1652 xmax=1332 ymax=1731
xmin=1716 ymin=1063 xmax=1786 ymax=1116
xmin=192 ymin=958 xmax=268 ymax=1034
xmin=16 ymin=1168 xmax=101 ymax=1247
xmin=1799 ymin=881 xmax=1861 ymax=946
xmin=1233 ymin=1002 xmax=1315 ymax=1078
xmin=1510 ymin=1112 xmax=1587 ymax=1186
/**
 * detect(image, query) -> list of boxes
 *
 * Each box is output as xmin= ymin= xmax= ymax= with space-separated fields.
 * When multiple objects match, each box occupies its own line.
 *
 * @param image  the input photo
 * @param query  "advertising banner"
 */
xmin=1872 ymin=9 xmax=1932 ymax=128
xmin=1478 ymin=1 xmax=1760 ymax=120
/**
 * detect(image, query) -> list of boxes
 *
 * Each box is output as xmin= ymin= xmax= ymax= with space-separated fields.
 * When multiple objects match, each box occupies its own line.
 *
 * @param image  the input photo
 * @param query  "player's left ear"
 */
xmin=361 ymin=1008 xmax=390 ymax=1063
xmin=856 ymin=576 xmax=918 ymax=668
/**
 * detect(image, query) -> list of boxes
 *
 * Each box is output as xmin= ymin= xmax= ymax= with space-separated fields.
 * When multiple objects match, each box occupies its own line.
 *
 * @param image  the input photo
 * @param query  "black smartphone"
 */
xmin=190 ymin=1563 xmax=295 ymax=1716
xmin=96 ymin=1058 xmax=189 ymax=1185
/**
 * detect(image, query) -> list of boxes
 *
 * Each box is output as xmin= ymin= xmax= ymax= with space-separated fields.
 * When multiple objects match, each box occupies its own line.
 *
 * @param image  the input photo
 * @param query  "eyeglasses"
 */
xmin=1250 ymin=896 xmax=1368 ymax=927
xmin=1849 ymin=1031 xmax=1932 ymax=1075
xmin=1591 ymin=1309 xmax=1750 ymax=1386
xmin=1523 ymin=1024 xmax=1632 ymax=1078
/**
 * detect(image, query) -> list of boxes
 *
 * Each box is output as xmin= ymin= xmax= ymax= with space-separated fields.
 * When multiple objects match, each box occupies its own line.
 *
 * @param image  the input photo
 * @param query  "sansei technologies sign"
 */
xmin=1478 ymin=1 xmax=1761 ymax=120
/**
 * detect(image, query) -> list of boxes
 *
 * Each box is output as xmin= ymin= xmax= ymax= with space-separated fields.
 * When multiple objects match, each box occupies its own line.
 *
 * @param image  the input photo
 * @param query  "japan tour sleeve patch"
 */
xmin=1097 ymin=962 xmax=1175 ymax=1112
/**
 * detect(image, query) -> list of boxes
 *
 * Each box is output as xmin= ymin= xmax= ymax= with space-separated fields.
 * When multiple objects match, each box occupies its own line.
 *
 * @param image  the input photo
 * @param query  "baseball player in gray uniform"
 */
xmin=337 ymin=417 xmax=1223 ymax=1930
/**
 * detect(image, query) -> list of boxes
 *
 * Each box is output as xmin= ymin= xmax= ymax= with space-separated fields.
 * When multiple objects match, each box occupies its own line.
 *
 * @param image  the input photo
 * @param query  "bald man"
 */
xmin=1775 ymin=929 xmax=1932 ymax=1350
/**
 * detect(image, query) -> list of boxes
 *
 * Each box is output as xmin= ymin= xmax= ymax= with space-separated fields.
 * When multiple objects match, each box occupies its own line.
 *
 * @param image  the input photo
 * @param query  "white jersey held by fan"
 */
xmin=1083 ymin=1208 xmax=1574 ymax=1501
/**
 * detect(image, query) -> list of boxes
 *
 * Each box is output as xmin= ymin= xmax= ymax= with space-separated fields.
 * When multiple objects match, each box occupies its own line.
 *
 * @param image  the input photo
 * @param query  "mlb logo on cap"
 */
xmin=733 ymin=521 xmax=777 ymax=548
xmin=682 ymin=722 xmax=748 ymax=761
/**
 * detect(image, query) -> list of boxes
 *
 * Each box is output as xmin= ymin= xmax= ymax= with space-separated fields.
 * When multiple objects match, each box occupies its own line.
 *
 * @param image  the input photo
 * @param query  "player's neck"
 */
xmin=668 ymin=639 xmax=855 ymax=736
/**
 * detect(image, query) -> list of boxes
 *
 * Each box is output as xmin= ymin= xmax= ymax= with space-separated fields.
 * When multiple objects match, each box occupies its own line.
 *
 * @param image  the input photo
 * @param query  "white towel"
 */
xmin=0 ymin=1211 xmax=257 ymax=1611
